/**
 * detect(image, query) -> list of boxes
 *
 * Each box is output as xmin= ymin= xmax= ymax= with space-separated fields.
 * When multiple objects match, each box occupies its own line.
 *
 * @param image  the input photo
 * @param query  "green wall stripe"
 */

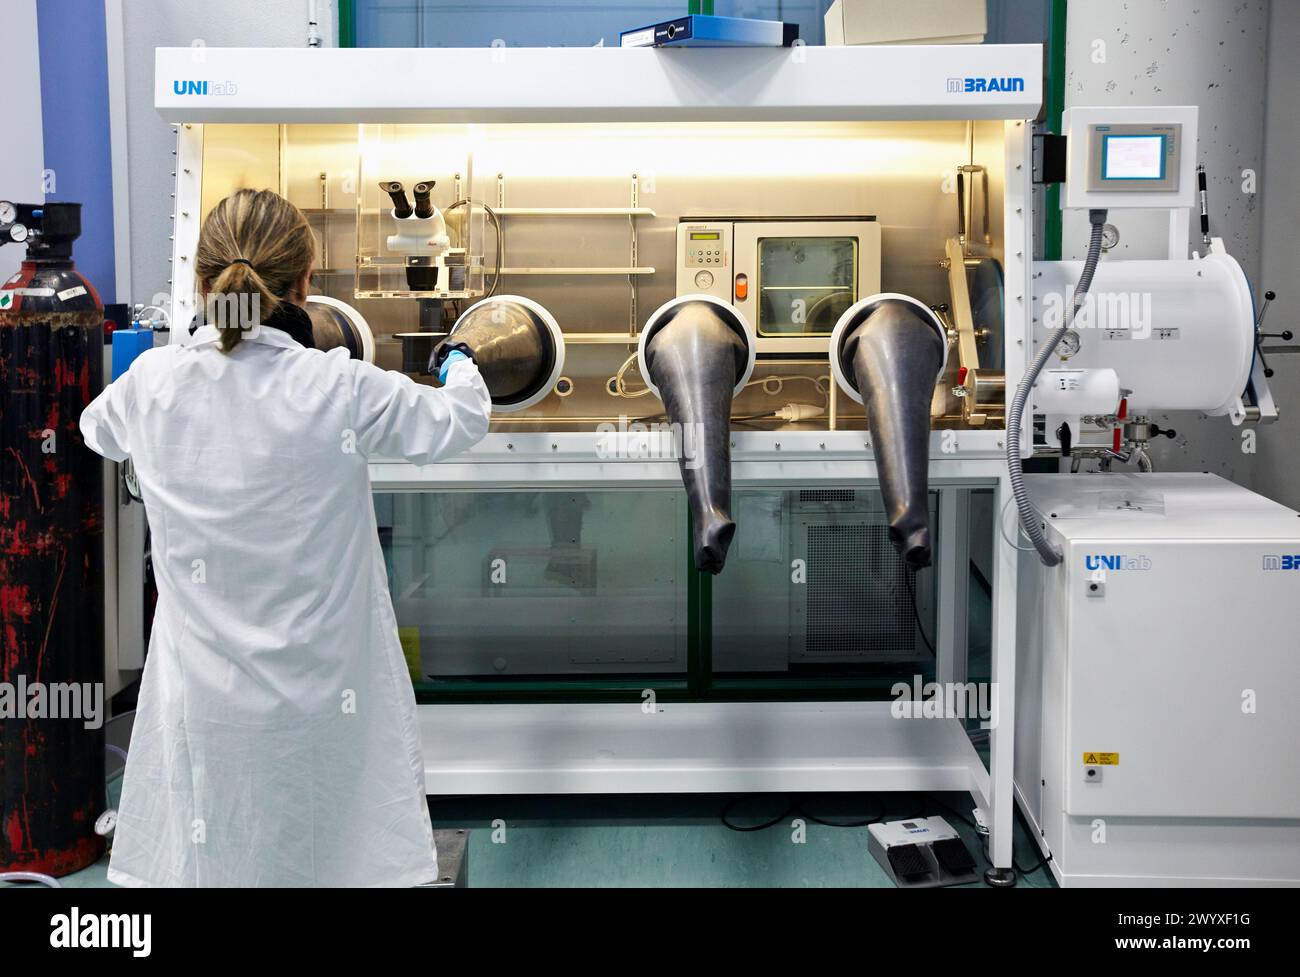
xmin=1044 ymin=0 xmax=1067 ymax=260
xmin=338 ymin=0 xmax=356 ymax=48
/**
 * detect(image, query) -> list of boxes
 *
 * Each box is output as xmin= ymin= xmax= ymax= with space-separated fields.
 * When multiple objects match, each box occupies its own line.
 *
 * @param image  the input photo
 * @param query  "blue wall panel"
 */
xmin=37 ymin=0 xmax=117 ymax=303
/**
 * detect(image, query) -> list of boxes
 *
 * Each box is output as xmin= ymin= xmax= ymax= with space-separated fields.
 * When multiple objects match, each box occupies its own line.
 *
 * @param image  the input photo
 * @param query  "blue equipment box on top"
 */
xmin=620 ymin=14 xmax=799 ymax=48
xmin=111 ymin=327 xmax=154 ymax=382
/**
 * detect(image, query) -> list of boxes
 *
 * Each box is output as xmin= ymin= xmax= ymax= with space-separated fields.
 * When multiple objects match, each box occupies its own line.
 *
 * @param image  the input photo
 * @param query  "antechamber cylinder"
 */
xmin=830 ymin=293 xmax=948 ymax=569
xmin=637 ymin=295 xmax=756 ymax=575
xmin=1031 ymin=250 xmax=1255 ymax=415
xmin=436 ymin=295 xmax=566 ymax=412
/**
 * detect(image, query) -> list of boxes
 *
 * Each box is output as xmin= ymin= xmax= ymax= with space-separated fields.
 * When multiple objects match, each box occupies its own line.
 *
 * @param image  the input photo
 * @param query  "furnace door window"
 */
xmin=756 ymin=236 xmax=858 ymax=337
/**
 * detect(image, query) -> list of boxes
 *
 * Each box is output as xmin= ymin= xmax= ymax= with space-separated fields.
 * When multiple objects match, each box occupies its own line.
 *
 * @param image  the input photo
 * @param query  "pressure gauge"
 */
xmin=0 ymin=201 xmax=16 ymax=224
xmin=1056 ymin=329 xmax=1081 ymax=360
xmin=1100 ymin=223 xmax=1120 ymax=252
xmin=8 ymin=223 xmax=28 ymax=244
xmin=94 ymin=809 xmax=118 ymax=837
xmin=694 ymin=270 xmax=715 ymax=289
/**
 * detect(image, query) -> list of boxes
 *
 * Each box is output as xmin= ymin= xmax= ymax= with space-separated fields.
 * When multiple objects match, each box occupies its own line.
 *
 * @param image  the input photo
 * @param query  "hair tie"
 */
xmin=229 ymin=258 xmax=253 ymax=269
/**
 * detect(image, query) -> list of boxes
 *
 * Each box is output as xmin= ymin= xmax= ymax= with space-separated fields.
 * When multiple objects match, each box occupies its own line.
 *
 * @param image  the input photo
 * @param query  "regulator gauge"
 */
xmin=0 ymin=201 xmax=16 ymax=224
xmin=8 ymin=223 xmax=28 ymax=244
xmin=1056 ymin=329 xmax=1081 ymax=360
xmin=94 ymin=809 xmax=118 ymax=837
xmin=1100 ymin=223 xmax=1120 ymax=252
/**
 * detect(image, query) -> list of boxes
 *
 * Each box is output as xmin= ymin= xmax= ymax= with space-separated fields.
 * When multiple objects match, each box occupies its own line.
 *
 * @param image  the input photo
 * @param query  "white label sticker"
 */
xmin=621 ymin=27 xmax=655 ymax=47
xmin=1153 ymin=327 xmax=1180 ymax=341
xmin=57 ymin=285 xmax=88 ymax=301
xmin=0 ymin=292 xmax=14 ymax=310
xmin=14 ymin=287 xmax=55 ymax=297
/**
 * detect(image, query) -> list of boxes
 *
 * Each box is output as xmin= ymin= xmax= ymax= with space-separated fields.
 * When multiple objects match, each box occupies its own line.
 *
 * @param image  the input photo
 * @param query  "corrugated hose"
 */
xmin=1005 ymin=208 xmax=1108 ymax=566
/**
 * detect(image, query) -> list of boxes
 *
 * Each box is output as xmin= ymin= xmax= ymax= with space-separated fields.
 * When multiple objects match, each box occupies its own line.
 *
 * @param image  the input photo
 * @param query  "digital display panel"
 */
xmin=690 ymin=231 xmax=721 ymax=241
xmin=1102 ymin=134 xmax=1166 ymax=180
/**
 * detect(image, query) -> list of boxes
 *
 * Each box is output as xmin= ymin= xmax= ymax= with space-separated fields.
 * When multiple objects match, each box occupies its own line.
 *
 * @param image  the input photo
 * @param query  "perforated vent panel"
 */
xmin=799 ymin=489 xmax=856 ymax=503
xmin=803 ymin=524 xmax=914 ymax=659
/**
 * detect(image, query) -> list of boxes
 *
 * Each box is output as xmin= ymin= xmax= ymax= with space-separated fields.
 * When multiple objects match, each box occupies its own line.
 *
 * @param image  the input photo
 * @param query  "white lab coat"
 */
xmin=80 ymin=323 xmax=491 ymax=887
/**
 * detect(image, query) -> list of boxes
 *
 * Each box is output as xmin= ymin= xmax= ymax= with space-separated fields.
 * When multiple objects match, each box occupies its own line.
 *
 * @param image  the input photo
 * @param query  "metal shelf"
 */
xmin=415 ymin=702 xmax=988 ymax=795
xmin=354 ymin=291 xmax=480 ymax=300
xmin=395 ymin=331 xmax=638 ymax=345
xmin=494 ymin=207 xmax=657 ymax=217
xmin=498 ymin=266 xmax=655 ymax=276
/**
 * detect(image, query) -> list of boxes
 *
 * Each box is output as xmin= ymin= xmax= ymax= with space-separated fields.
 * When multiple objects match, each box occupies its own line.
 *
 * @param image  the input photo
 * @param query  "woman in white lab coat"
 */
xmin=81 ymin=189 xmax=491 ymax=887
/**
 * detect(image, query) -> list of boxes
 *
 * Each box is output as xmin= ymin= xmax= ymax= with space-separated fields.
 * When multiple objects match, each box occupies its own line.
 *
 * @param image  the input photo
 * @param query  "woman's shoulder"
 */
xmin=126 ymin=342 xmax=181 ymax=375
xmin=279 ymin=344 xmax=379 ymax=406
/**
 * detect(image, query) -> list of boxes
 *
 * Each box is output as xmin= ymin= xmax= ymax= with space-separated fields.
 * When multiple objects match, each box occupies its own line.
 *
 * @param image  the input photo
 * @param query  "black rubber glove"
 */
xmin=428 ymin=340 xmax=475 ymax=377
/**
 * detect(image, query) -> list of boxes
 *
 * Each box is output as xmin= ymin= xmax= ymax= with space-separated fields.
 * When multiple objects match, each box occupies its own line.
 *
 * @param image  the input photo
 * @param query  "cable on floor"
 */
xmin=797 ymin=796 xmax=888 ymax=828
xmin=719 ymin=795 xmax=800 ymax=832
xmin=719 ymin=794 xmax=890 ymax=832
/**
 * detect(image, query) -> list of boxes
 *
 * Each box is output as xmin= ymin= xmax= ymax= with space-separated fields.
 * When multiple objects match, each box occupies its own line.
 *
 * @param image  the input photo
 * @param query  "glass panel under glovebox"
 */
xmin=375 ymin=489 xmax=688 ymax=687
xmin=710 ymin=488 xmax=939 ymax=690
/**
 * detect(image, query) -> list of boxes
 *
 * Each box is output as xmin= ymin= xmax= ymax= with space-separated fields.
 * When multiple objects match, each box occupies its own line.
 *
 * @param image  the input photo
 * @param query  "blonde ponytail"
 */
xmin=194 ymin=189 xmax=317 ymax=353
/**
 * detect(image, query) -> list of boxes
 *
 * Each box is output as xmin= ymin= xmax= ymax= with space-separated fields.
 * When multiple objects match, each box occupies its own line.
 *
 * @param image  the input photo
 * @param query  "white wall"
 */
xmin=1253 ymin=0 xmax=1300 ymax=510
xmin=1 ymin=0 xmax=45 ymax=285
xmin=118 ymin=0 xmax=335 ymax=311
xmin=1063 ymin=0 xmax=1270 ymax=486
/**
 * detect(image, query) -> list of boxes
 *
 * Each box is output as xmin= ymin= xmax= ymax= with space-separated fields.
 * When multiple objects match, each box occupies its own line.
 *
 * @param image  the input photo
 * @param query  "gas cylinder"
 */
xmin=0 ymin=201 xmax=106 ymax=875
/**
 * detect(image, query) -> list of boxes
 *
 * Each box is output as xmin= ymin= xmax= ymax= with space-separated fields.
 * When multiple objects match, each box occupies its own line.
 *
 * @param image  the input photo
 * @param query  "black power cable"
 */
xmin=719 ymin=795 xmax=799 ymax=833
xmin=797 ymin=796 xmax=887 ymax=828
xmin=719 ymin=795 xmax=888 ymax=832
xmin=904 ymin=568 xmax=936 ymax=656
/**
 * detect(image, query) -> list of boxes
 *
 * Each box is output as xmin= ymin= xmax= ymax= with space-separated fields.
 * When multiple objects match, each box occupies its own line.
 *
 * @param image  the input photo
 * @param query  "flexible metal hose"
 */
xmin=0 ymin=872 xmax=61 ymax=887
xmin=1006 ymin=208 xmax=1108 ymax=565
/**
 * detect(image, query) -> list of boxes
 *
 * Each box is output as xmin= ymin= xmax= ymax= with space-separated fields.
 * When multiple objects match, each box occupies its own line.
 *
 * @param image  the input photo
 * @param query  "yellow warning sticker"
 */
xmin=1083 ymin=752 xmax=1119 ymax=766
xmin=398 ymin=626 xmax=423 ymax=685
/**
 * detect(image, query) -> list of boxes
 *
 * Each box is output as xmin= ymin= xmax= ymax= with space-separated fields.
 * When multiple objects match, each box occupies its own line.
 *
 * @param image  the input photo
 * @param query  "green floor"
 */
xmin=27 ymin=781 xmax=1053 ymax=888
xmin=423 ymin=792 xmax=1056 ymax=888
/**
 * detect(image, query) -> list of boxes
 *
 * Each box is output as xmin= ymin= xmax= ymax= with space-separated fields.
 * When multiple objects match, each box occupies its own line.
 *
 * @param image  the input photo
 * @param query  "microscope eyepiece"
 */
xmin=379 ymin=181 xmax=413 ymax=219
xmin=412 ymin=181 xmax=437 ymax=220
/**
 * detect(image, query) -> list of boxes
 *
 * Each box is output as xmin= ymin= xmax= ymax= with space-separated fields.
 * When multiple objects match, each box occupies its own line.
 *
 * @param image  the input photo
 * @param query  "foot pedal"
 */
xmin=886 ymin=843 xmax=932 ymax=882
xmin=932 ymin=836 xmax=976 ymax=875
xmin=868 ymin=817 xmax=980 ymax=888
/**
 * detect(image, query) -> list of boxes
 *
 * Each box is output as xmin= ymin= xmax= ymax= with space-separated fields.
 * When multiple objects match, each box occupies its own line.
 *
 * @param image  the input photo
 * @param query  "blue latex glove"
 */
xmin=438 ymin=349 xmax=470 ymax=383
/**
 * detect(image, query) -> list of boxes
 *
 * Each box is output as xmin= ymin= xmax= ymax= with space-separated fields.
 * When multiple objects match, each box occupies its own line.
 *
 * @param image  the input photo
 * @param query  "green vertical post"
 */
xmin=1043 ymin=0 xmax=1068 ymax=260
xmin=685 ymin=509 xmax=713 ymax=700
xmin=697 ymin=562 xmax=713 ymax=699
xmin=338 ymin=0 xmax=357 ymax=47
